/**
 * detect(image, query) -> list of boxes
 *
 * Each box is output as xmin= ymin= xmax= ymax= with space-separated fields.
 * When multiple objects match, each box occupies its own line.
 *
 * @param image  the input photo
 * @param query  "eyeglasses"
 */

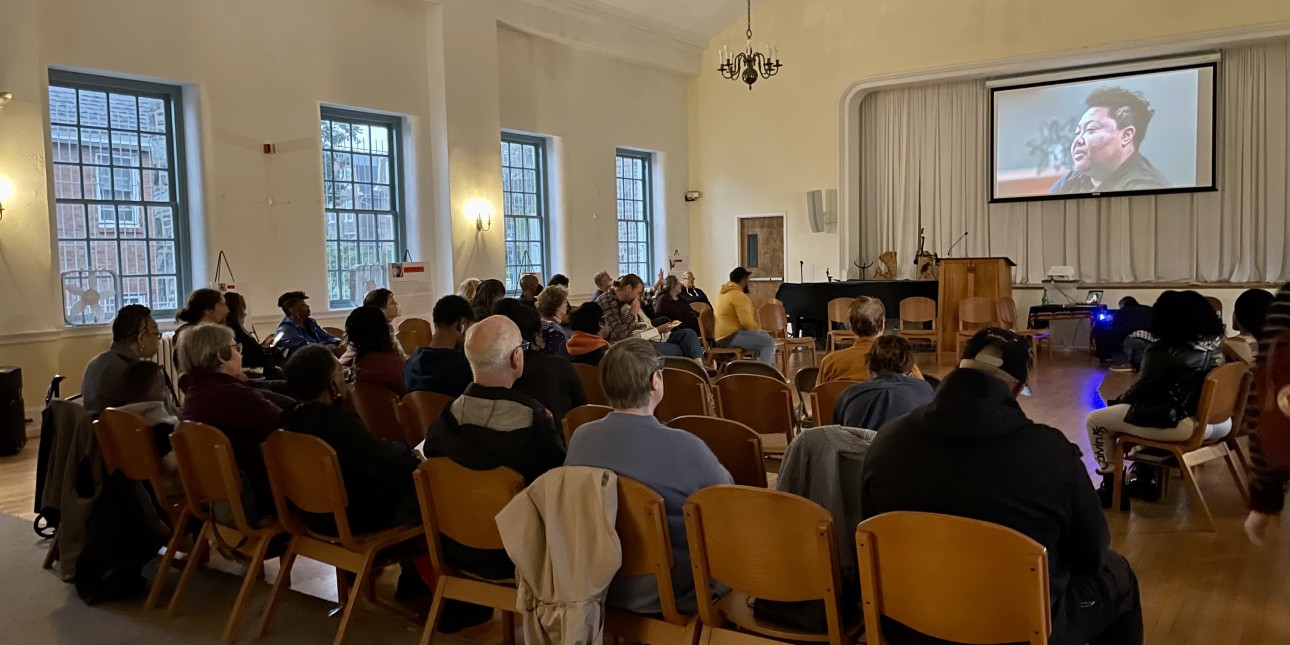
xmin=655 ymin=357 xmax=667 ymax=374
xmin=514 ymin=341 xmax=532 ymax=352
xmin=229 ymin=343 xmax=242 ymax=355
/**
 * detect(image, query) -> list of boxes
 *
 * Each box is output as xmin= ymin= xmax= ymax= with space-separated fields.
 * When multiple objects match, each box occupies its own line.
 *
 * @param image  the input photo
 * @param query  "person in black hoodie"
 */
xmin=862 ymin=328 xmax=1142 ymax=645
xmin=494 ymin=298 xmax=587 ymax=430
xmin=1095 ymin=296 xmax=1153 ymax=368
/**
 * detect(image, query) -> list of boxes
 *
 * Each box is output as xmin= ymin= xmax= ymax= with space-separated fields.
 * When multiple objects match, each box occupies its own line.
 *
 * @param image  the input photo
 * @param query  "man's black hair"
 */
xmin=285 ymin=344 xmax=339 ymax=400
xmin=112 ymin=304 xmax=154 ymax=343
xmin=1085 ymin=86 xmax=1155 ymax=146
xmin=729 ymin=266 xmax=752 ymax=283
xmin=570 ymin=302 xmax=605 ymax=334
xmin=432 ymin=295 xmax=474 ymax=327
xmin=494 ymin=298 xmax=542 ymax=343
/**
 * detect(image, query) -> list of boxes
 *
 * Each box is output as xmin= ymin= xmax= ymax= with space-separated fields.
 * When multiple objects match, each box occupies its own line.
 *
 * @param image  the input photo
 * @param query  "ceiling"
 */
xmin=577 ymin=0 xmax=761 ymax=45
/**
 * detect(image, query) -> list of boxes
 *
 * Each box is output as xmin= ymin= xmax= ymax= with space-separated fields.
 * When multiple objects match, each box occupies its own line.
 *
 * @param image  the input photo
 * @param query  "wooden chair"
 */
xmin=897 ymin=296 xmax=938 ymax=353
xmin=573 ymin=363 xmax=611 ymax=406
xmin=167 ymin=421 xmax=285 ymax=644
xmin=349 ymin=382 xmax=406 ymax=442
xmin=1110 ymin=362 xmax=1253 ymax=530
xmin=684 ymin=486 xmax=854 ymax=645
xmin=809 ymin=380 xmax=860 ymax=428
xmin=713 ymin=374 xmax=796 ymax=458
xmin=604 ymin=477 xmax=700 ymax=645
xmin=826 ymin=298 xmax=858 ymax=352
xmin=657 ymin=369 xmax=714 ymax=422
xmin=414 ymin=458 xmax=524 ymax=645
xmin=662 ymin=355 xmax=713 ymax=385
xmin=720 ymin=359 xmax=787 ymax=383
xmin=794 ymin=366 xmax=821 ymax=427
xmin=400 ymin=390 xmax=454 ymax=446
xmin=94 ymin=408 xmax=187 ymax=609
xmin=689 ymin=302 xmax=712 ymax=317
xmin=668 ymin=416 xmax=767 ymax=488
xmin=563 ymin=404 xmax=614 ymax=445
xmin=855 ymin=512 xmax=1050 ymax=645
xmin=758 ymin=302 xmax=816 ymax=372
xmin=955 ymin=296 xmax=996 ymax=356
xmin=1205 ymin=296 xmax=1224 ymax=319
xmin=324 ymin=326 xmax=347 ymax=340
xmin=698 ymin=308 xmax=752 ymax=368
xmin=397 ymin=318 xmax=434 ymax=355
xmin=257 ymin=432 xmax=425 ymax=645
xmin=998 ymin=296 xmax=1051 ymax=362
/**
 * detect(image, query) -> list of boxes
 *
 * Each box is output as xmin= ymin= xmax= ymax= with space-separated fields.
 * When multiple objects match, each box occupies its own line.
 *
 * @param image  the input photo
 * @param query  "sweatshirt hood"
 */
xmin=566 ymin=332 xmax=609 ymax=357
xmin=719 ymin=281 xmax=743 ymax=295
xmin=917 ymin=368 xmax=1033 ymax=441
xmin=406 ymin=347 xmax=470 ymax=382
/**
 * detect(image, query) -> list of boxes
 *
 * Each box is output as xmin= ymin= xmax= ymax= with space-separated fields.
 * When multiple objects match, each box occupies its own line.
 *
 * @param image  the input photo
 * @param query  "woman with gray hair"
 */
xmin=179 ymin=323 xmax=283 ymax=518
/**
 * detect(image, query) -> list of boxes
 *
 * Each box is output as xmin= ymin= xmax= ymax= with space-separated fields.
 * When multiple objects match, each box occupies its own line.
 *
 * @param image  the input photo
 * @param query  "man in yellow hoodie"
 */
xmin=714 ymin=267 xmax=778 ymax=365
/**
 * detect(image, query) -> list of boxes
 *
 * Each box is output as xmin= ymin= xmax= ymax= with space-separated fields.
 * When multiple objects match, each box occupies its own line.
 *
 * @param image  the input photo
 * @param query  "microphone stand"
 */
xmin=914 ymin=228 xmax=925 ymax=266
xmin=800 ymin=260 xmax=805 ymax=283
xmin=945 ymin=231 xmax=969 ymax=258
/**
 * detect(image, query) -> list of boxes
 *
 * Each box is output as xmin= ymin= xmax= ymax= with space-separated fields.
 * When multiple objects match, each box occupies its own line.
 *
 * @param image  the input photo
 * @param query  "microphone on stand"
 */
xmin=800 ymin=260 xmax=805 ymax=283
xmin=914 ymin=228 xmax=925 ymax=265
xmin=945 ymin=231 xmax=969 ymax=258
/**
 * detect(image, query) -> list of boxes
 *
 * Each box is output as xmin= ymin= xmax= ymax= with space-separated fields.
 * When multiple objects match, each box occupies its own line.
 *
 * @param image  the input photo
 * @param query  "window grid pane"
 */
xmin=615 ymin=150 xmax=653 ymax=279
xmin=502 ymin=135 xmax=548 ymax=294
xmin=321 ymin=109 xmax=403 ymax=308
xmin=48 ymin=72 xmax=188 ymax=322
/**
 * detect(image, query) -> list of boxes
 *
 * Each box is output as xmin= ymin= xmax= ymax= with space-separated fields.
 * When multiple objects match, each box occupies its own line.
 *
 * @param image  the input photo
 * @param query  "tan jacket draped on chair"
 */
xmin=497 ymin=466 xmax=623 ymax=645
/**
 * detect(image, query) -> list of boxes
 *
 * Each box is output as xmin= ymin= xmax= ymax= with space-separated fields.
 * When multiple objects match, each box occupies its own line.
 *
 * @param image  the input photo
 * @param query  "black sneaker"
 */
xmin=437 ymin=601 xmax=494 ymax=634
xmin=1127 ymin=465 xmax=1163 ymax=502
xmin=1097 ymin=476 xmax=1131 ymax=511
xmin=394 ymin=562 xmax=430 ymax=601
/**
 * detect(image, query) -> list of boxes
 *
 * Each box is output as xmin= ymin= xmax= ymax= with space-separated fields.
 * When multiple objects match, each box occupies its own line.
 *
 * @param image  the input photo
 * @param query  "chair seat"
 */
xmin=1016 ymin=329 xmax=1051 ymax=339
xmin=784 ymin=337 xmax=815 ymax=347
xmin=715 ymin=591 xmax=833 ymax=643
xmin=760 ymin=434 xmax=788 ymax=454
xmin=307 ymin=523 xmax=425 ymax=552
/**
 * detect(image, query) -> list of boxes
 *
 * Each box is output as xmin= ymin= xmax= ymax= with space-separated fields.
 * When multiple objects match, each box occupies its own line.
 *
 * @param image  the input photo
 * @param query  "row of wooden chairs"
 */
xmin=348 ymin=384 xmax=452 ymax=446
xmin=823 ymin=294 xmax=1052 ymax=360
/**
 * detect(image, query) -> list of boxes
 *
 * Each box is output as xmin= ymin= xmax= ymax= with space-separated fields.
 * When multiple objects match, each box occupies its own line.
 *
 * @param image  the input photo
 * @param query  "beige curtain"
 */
xmin=859 ymin=40 xmax=1290 ymax=284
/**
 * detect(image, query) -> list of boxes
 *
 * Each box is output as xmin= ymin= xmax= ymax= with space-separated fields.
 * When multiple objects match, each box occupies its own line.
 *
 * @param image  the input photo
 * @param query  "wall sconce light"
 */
xmin=467 ymin=198 xmax=492 ymax=232
xmin=0 ymin=175 xmax=14 ymax=222
xmin=0 ymin=92 xmax=13 ymax=109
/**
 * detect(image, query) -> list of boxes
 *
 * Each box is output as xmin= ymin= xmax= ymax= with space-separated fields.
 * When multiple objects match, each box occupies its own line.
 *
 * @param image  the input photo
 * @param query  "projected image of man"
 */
xmin=1048 ymin=86 xmax=1170 ymax=194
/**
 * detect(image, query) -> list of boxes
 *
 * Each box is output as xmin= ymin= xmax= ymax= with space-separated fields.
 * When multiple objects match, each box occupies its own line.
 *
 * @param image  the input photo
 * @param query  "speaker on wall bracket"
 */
xmin=806 ymin=189 xmax=837 ymax=233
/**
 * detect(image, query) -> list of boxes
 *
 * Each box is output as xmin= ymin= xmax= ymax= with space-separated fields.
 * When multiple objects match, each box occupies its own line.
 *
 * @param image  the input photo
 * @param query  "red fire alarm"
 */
xmin=263 ymin=143 xmax=276 ymax=154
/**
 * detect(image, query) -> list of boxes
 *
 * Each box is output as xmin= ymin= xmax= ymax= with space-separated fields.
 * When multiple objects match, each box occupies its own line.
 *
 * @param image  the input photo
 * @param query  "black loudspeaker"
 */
xmin=0 ymin=366 xmax=26 ymax=456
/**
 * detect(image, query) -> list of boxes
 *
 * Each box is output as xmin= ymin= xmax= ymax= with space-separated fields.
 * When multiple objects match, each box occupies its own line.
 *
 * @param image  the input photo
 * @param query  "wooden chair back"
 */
xmin=958 ymin=296 xmax=995 ymax=329
xmin=261 ymin=431 xmax=360 ymax=548
xmin=810 ymin=380 xmax=859 ymax=427
xmin=1205 ymin=296 xmax=1224 ymax=318
xmin=615 ymin=477 xmax=687 ymax=625
xmin=661 ymin=355 xmax=711 ymax=385
xmin=656 ymin=369 xmax=712 ymax=422
xmin=757 ymin=302 xmax=790 ymax=338
xmin=400 ymin=390 xmax=453 ymax=445
xmin=898 ymin=297 xmax=937 ymax=328
xmin=349 ymin=382 xmax=406 ymax=442
xmin=668 ymin=416 xmax=767 ymax=488
xmin=397 ymin=317 xmax=433 ymax=343
xmin=697 ymin=308 xmax=720 ymax=347
xmin=827 ymin=298 xmax=854 ymax=327
xmin=713 ymin=374 xmax=796 ymax=444
xmin=856 ymin=512 xmax=1050 ymax=645
xmin=689 ymin=302 xmax=712 ymax=316
xmin=573 ymin=363 xmax=610 ymax=406
xmin=170 ymin=421 xmax=256 ymax=533
xmin=1189 ymin=363 xmax=1253 ymax=447
xmin=414 ymin=458 xmax=524 ymax=574
xmin=563 ymin=404 xmax=614 ymax=445
xmin=997 ymin=296 xmax=1021 ymax=329
xmin=95 ymin=408 xmax=169 ymax=499
xmin=720 ymin=359 xmax=786 ymax=382
xmin=795 ymin=366 xmax=820 ymax=397
xmin=684 ymin=486 xmax=846 ymax=641
xmin=323 ymin=326 xmax=346 ymax=340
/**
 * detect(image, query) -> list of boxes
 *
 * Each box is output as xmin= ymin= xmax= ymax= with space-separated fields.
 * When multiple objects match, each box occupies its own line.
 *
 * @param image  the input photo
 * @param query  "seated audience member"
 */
xmin=713 ymin=267 xmax=778 ymax=365
xmin=458 ymin=277 xmax=481 ymax=301
xmin=363 ymin=288 xmax=401 ymax=323
xmin=519 ymin=274 xmax=543 ymax=307
xmin=422 ymin=315 xmax=566 ymax=632
xmin=547 ymin=274 xmax=570 ymax=288
xmin=564 ymin=339 xmax=732 ymax=614
xmin=654 ymin=275 xmax=701 ymax=335
xmin=174 ymin=288 xmax=229 ymax=358
xmin=679 ymin=271 xmax=711 ymax=306
xmin=81 ymin=304 xmax=164 ymax=414
xmin=1223 ymin=289 xmax=1274 ymax=364
xmin=818 ymin=297 xmax=923 ymax=383
xmin=223 ymin=291 xmax=281 ymax=378
xmin=346 ymin=305 xmax=407 ymax=396
xmin=179 ymin=323 xmax=283 ymax=519
xmin=536 ymin=285 xmax=571 ymax=355
xmin=591 ymin=271 xmax=613 ymax=301
xmin=1243 ymin=283 xmax=1290 ymax=546
xmin=567 ymin=302 xmax=611 ymax=367
xmin=1100 ymin=297 xmax=1154 ymax=371
xmin=281 ymin=345 xmax=419 ymax=535
xmin=495 ymin=299 xmax=587 ymax=428
xmin=470 ymin=278 xmax=507 ymax=322
xmin=598 ymin=274 xmax=702 ymax=360
xmin=1086 ymin=290 xmax=1227 ymax=507
xmin=273 ymin=291 xmax=341 ymax=358
xmin=834 ymin=336 xmax=934 ymax=429
xmin=405 ymin=295 xmax=475 ymax=397
xmin=862 ymin=328 xmax=1143 ymax=645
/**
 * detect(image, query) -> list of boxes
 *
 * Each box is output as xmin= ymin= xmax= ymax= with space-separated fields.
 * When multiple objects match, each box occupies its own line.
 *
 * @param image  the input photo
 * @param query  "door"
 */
xmin=738 ymin=215 xmax=785 ymax=306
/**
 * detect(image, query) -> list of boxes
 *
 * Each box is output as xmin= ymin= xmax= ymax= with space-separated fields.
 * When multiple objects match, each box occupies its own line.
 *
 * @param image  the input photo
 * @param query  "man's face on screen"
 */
xmin=1071 ymin=107 xmax=1134 ymax=176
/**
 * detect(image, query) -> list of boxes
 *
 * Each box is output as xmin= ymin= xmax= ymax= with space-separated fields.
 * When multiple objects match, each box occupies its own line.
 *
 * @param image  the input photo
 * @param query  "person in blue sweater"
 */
xmin=273 ymin=291 xmax=342 ymax=359
xmin=833 ymin=335 xmax=934 ymax=429
xmin=564 ymin=338 xmax=732 ymax=615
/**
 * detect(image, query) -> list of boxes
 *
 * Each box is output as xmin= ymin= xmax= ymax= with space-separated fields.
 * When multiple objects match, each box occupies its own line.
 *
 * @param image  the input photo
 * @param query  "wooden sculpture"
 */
xmin=874 ymin=252 xmax=897 ymax=280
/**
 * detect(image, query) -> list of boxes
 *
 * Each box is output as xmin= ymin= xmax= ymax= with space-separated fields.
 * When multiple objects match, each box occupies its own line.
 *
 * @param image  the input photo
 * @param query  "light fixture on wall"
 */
xmin=717 ymin=0 xmax=782 ymax=90
xmin=0 ymin=175 xmax=14 ymax=222
xmin=467 ymin=198 xmax=492 ymax=232
xmin=0 ymin=92 xmax=13 ymax=109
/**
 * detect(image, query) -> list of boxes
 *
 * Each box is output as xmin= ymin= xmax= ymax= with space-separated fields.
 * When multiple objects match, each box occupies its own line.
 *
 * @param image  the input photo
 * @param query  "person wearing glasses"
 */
xmin=422 ymin=314 xmax=566 ymax=634
xmin=564 ymin=338 xmax=732 ymax=614
xmin=177 ymin=323 xmax=283 ymax=520
xmin=273 ymin=291 xmax=342 ymax=359
xmin=81 ymin=304 xmax=167 ymax=414
xmin=495 ymin=299 xmax=586 ymax=429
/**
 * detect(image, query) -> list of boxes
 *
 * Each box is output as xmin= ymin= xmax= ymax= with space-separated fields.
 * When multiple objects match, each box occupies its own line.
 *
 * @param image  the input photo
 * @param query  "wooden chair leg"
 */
xmin=1230 ymin=437 xmax=1253 ymax=477
xmin=1111 ymin=441 xmax=1127 ymax=513
xmin=1223 ymin=450 xmax=1251 ymax=508
xmin=218 ymin=533 xmax=273 ymax=645
xmin=42 ymin=539 xmax=59 ymax=570
xmin=167 ymin=520 xmax=212 ymax=614
xmin=332 ymin=554 xmax=376 ymax=645
xmin=419 ymin=578 xmax=450 ymax=645
xmin=256 ymin=540 xmax=299 ymax=638
xmin=1177 ymin=457 xmax=1216 ymax=532
xmin=145 ymin=506 xmax=191 ymax=609
xmin=336 ymin=566 xmax=351 ymax=605
xmin=502 ymin=610 xmax=517 ymax=645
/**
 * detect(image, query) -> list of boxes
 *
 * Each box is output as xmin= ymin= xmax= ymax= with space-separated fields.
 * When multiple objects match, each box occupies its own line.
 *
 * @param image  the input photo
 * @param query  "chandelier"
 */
xmin=717 ymin=0 xmax=782 ymax=90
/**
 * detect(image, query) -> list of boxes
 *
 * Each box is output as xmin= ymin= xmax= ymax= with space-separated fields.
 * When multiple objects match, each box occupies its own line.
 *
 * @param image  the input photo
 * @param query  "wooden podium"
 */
xmin=937 ymin=257 xmax=1016 ymax=363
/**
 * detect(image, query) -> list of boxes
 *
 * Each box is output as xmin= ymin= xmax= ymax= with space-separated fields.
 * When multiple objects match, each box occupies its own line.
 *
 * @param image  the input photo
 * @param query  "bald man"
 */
xmin=421 ymin=315 xmax=567 ymax=633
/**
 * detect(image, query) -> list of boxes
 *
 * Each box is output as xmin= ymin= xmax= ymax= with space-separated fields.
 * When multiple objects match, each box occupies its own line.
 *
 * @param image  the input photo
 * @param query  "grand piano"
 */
xmin=775 ymin=280 xmax=939 ymax=335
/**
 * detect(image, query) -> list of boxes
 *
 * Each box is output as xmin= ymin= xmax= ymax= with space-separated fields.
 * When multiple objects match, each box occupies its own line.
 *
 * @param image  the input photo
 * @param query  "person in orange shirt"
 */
xmin=818 ymin=297 xmax=923 ymax=383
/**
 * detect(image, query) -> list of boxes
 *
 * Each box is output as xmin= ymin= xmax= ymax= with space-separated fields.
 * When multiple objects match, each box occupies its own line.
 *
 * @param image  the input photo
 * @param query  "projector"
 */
xmin=1046 ymin=266 xmax=1077 ymax=282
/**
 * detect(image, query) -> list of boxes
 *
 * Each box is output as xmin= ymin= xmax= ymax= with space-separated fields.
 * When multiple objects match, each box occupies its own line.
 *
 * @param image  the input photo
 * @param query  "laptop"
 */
xmin=1085 ymin=290 xmax=1104 ymax=305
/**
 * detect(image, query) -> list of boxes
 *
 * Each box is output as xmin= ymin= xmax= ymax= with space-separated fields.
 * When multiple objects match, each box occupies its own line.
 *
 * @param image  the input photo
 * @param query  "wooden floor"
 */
xmin=2 ymin=348 xmax=1288 ymax=644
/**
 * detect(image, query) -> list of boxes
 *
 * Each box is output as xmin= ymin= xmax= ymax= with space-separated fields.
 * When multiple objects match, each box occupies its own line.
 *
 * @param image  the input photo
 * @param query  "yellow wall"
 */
xmin=687 ymin=0 xmax=1290 ymax=288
